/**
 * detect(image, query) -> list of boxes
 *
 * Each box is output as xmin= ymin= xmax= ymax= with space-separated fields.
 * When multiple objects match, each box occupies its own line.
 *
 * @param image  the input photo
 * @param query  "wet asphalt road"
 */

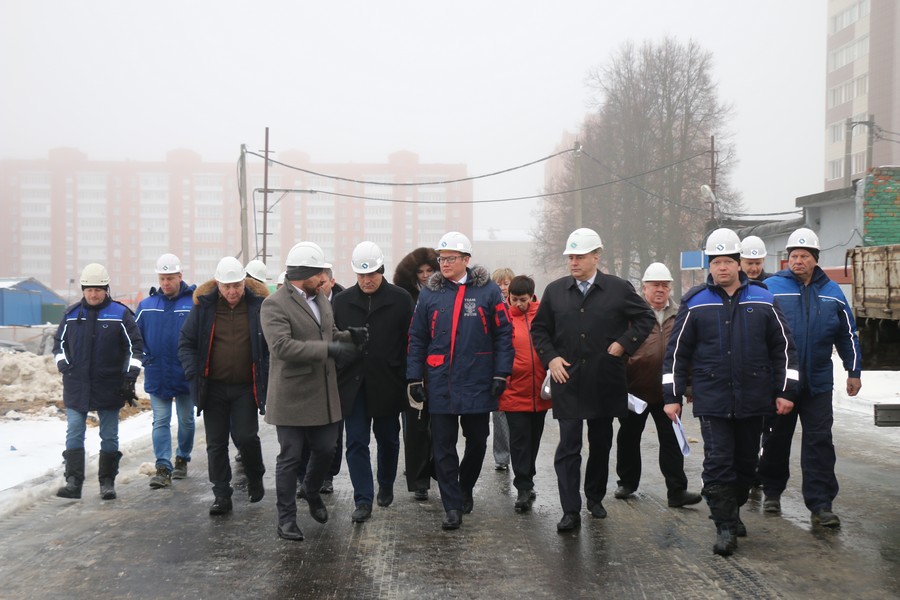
xmin=1 ymin=403 xmax=899 ymax=600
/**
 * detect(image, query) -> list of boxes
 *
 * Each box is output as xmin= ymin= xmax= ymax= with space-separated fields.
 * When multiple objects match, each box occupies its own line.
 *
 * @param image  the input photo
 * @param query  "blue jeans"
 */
xmin=344 ymin=388 xmax=401 ymax=506
xmin=66 ymin=408 xmax=120 ymax=453
xmin=150 ymin=394 xmax=195 ymax=471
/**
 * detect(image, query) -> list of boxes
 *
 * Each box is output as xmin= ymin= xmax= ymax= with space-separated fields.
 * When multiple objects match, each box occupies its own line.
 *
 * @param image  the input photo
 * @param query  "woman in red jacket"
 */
xmin=499 ymin=275 xmax=551 ymax=512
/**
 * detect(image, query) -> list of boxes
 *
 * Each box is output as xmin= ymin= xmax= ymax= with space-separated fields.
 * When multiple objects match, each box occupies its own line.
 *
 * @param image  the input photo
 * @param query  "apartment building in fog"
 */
xmin=0 ymin=148 xmax=472 ymax=302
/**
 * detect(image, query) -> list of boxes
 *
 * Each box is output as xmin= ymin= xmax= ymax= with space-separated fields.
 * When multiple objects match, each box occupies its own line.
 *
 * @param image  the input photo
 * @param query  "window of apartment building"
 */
xmin=20 ymin=172 xmax=51 ymax=186
xmin=828 ymin=35 xmax=869 ymax=72
xmin=76 ymin=173 xmax=107 ymax=187
xmin=853 ymin=151 xmax=867 ymax=175
xmin=830 ymin=0 xmax=870 ymax=34
xmin=828 ymin=159 xmax=843 ymax=181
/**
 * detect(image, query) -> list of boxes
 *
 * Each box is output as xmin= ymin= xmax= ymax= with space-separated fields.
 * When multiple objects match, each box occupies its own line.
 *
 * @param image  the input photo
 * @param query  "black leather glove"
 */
xmin=407 ymin=381 xmax=427 ymax=410
xmin=120 ymin=378 xmax=139 ymax=407
xmin=347 ymin=326 xmax=369 ymax=347
xmin=491 ymin=377 xmax=507 ymax=400
xmin=327 ymin=341 xmax=358 ymax=364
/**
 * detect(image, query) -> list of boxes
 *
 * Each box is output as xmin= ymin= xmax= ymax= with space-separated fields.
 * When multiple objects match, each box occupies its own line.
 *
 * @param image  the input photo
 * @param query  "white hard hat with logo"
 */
xmin=214 ymin=257 xmax=245 ymax=284
xmin=155 ymin=253 xmax=182 ymax=274
xmin=740 ymin=236 xmax=767 ymax=259
xmin=245 ymin=259 xmax=268 ymax=282
xmin=786 ymin=227 xmax=820 ymax=251
xmin=704 ymin=228 xmax=742 ymax=256
xmin=563 ymin=228 xmax=604 ymax=255
xmin=435 ymin=231 xmax=472 ymax=255
xmin=80 ymin=263 xmax=110 ymax=288
xmin=286 ymin=241 xmax=331 ymax=269
xmin=641 ymin=262 xmax=674 ymax=282
xmin=351 ymin=241 xmax=385 ymax=274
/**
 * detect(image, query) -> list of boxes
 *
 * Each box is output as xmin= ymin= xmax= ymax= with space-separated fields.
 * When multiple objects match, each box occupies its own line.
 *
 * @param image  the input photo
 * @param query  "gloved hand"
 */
xmin=491 ymin=377 xmax=507 ymax=400
xmin=407 ymin=381 xmax=427 ymax=410
xmin=347 ymin=326 xmax=369 ymax=347
xmin=120 ymin=378 xmax=139 ymax=407
xmin=327 ymin=341 xmax=358 ymax=364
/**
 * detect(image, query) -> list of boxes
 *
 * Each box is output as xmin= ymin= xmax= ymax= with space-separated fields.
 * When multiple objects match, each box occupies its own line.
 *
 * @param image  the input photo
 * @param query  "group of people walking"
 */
xmin=52 ymin=224 xmax=861 ymax=557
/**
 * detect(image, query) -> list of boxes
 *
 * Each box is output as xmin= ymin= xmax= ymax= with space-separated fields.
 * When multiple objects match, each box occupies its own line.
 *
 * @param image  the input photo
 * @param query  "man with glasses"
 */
xmin=407 ymin=231 xmax=513 ymax=531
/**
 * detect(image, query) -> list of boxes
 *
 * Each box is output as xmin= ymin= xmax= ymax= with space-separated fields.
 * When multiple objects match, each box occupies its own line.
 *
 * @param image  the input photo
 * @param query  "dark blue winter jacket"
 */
xmin=662 ymin=272 xmax=798 ymax=418
xmin=54 ymin=296 xmax=144 ymax=412
xmin=407 ymin=265 xmax=513 ymax=415
xmin=135 ymin=280 xmax=196 ymax=399
xmin=765 ymin=267 xmax=861 ymax=395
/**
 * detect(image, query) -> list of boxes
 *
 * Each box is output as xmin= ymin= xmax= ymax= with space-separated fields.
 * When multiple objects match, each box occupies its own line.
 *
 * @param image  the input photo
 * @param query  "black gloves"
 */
xmin=328 ymin=341 xmax=358 ymax=364
xmin=347 ymin=326 xmax=369 ymax=347
xmin=407 ymin=381 xmax=427 ymax=410
xmin=491 ymin=377 xmax=507 ymax=400
xmin=120 ymin=378 xmax=139 ymax=407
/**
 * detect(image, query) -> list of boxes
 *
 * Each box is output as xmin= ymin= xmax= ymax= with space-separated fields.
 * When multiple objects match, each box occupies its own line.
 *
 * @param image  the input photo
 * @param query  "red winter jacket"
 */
xmin=499 ymin=301 xmax=550 ymax=413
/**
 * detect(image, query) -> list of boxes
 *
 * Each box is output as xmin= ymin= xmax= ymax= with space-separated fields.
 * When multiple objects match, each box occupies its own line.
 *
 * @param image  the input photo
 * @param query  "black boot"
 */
xmin=56 ymin=448 xmax=85 ymax=499
xmin=704 ymin=485 xmax=738 ymax=556
xmin=98 ymin=451 xmax=122 ymax=500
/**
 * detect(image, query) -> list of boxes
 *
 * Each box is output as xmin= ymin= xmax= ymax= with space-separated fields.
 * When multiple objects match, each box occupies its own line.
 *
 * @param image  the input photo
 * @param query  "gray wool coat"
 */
xmin=260 ymin=282 xmax=352 ymax=427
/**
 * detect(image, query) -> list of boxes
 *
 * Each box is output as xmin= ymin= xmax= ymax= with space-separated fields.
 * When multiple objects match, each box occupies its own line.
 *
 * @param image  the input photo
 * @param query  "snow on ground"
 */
xmin=0 ymin=352 xmax=897 ymax=520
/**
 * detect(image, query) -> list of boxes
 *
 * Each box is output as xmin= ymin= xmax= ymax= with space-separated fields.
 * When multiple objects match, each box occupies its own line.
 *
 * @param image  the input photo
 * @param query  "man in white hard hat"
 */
xmin=260 ymin=242 xmax=362 ymax=541
xmin=662 ymin=228 xmax=798 ymax=556
xmin=178 ymin=256 xmax=270 ymax=516
xmin=407 ymin=231 xmax=514 ymax=530
xmin=757 ymin=227 xmax=862 ymax=528
xmin=739 ymin=236 xmax=770 ymax=281
xmin=531 ymin=228 xmax=655 ymax=532
xmin=245 ymin=259 xmax=268 ymax=284
xmin=54 ymin=263 xmax=144 ymax=502
xmin=333 ymin=241 xmax=413 ymax=523
xmin=136 ymin=253 xmax=197 ymax=489
xmin=614 ymin=262 xmax=701 ymax=508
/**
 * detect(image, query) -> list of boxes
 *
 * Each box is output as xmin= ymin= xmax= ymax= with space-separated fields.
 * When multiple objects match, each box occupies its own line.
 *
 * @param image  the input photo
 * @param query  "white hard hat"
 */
xmin=277 ymin=271 xmax=286 ymax=285
xmin=786 ymin=227 xmax=820 ymax=251
xmin=214 ymin=257 xmax=245 ymax=284
xmin=80 ymin=263 xmax=110 ymax=288
xmin=245 ymin=259 xmax=268 ymax=282
xmin=563 ymin=228 xmax=603 ymax=255
xmin=740 ymin=236 xmax=767 ymax=259
xmin=286 ymin=241 xmax=331 ymax=269
xmin=155 ymin=253 xmax=182 ymax=274
xmin=641 ymin=262 xmax=674 ymax=282
xmin=704 ymin=228 xmax=742 ymax=257
xmin=351 ymin=241 xmax=385 ymax=274
xmin=435 ymin=231 xmax=472 ymax=255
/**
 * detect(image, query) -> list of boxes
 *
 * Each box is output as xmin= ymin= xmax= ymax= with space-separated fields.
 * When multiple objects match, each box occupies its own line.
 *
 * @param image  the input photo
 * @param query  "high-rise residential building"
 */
xmin=824 ymin=0 xmax=899 ymax=189
xmin=0 ymin=148 xmax=472 ymax=303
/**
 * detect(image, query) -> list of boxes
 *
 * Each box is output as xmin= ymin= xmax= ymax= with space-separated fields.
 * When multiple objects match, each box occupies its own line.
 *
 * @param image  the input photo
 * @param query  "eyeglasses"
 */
xmin=437 ymin=255 xmax=463 ymax=264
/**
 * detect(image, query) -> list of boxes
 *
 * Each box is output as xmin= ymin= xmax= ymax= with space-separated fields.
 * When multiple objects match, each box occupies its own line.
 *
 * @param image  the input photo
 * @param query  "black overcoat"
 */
xmin=333 ymin=280 xmax=414 ymax=418
xmin=530 ymin=273 xmax=654 ymax=419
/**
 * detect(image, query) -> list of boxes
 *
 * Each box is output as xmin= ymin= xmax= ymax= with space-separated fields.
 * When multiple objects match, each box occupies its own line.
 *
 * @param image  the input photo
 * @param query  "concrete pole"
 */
xmin=239 ymin=144 xmax=249 ymax=262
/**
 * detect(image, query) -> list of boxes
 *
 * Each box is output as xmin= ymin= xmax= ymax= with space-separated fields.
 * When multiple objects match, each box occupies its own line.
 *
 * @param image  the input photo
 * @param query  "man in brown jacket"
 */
xmin=260 ymin=242 xmax=362 ymax=542
xmin=614 ymin=262 xmax=701 ymax=508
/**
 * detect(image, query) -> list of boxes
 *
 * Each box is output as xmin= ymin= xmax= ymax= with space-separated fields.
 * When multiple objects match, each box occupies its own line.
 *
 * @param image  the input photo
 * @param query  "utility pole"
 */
xmin=573 ymin=141 xmax=582 ymax=228
xmin=261 ymin=127 xmax=270 ymax=263
xmin=844 ymin=117 xmax=854 ymax=188
xmin=866 ymin=113 xmax=875 ymax=172
xmin=709 ymin=135 xmax=717 ymax=202
xmin=239 ymin=144 xmax=248 ymax=262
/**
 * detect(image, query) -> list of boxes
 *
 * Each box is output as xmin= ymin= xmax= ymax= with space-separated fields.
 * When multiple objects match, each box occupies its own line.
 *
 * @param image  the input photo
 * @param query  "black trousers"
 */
xmin=275 ymin=422 xmax=340 ymax=525
xmin=506 ymin=411 xmax=547 ymax=492
xmin=615 ymin=403 xmax=688 ymax=498
xmin=430 ymin=413 xmax=489 ymax=512
xmin=297 ymin=421 xmax=343 ymax=483
xmin=203 ymin=381 xmax=264 ymax=498
xmin=699 ymin=415 xmax=764 ymax=505
xmin=555 ymin=417 xmax=613 ymax=513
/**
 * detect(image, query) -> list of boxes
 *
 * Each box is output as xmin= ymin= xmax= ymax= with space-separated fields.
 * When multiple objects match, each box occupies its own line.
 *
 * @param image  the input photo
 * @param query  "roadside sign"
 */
xmin=680 ymin=250 xmax=708 ymax=271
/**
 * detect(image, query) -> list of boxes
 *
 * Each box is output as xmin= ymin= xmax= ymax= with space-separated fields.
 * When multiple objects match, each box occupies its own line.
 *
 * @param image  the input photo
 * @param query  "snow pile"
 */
xmin=0 ymin=352 xmax=62 ymax=406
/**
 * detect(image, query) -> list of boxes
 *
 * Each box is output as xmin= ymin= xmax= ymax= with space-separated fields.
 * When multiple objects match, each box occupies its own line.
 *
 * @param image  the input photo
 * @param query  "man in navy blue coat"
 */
xmin=136 ymin=253 xmax=197 ymax=489
xmin=663 ymin=228 xmax=798 ymax=556
xmin=757 ymin=228 xmax=862 ymax=528
xmin=407 ymin=231 xmax=513 ymax=531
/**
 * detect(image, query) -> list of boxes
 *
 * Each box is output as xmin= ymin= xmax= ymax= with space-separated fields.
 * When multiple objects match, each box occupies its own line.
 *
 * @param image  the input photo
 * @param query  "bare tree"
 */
xmin=536 ymin=37 xmax=740 ymax=281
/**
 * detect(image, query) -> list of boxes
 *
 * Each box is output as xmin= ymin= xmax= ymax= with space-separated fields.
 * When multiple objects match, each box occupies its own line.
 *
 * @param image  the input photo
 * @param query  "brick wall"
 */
xmin=863 ymin=166 xmax=900 ymax=246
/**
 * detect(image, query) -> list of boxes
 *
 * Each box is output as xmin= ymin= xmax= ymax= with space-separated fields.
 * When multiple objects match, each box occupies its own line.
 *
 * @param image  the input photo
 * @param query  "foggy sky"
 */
xmin=0 ymin=0 xmax=826 ymax=231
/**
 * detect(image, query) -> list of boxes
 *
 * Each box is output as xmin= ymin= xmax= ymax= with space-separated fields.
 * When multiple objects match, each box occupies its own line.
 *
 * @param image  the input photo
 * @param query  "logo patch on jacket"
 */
xmin=463 ymin=298 xmax=477 ymax=317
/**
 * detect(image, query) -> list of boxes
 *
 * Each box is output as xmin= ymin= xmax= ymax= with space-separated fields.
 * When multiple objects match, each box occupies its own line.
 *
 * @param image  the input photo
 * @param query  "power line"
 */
xmin=244 ymin=148 xmax=573 ymax=187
